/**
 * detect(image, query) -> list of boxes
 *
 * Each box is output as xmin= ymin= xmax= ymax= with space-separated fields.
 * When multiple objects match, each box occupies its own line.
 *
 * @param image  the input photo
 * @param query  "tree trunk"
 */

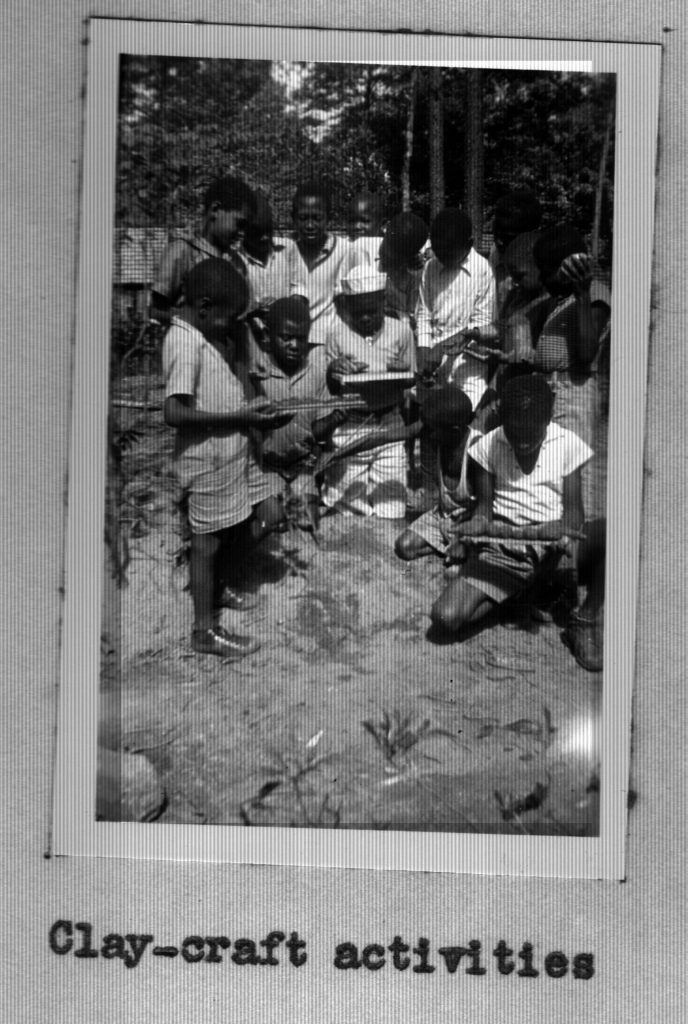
xmin=428 ymin=67 xmax=445 ymax=219
xmin=401 ymin=69 xmax=418 ymax=211
xmin=464 ymin=70 xmax=484 ymax=249
xmin=591 ymin=109 xmax=614 ymax=263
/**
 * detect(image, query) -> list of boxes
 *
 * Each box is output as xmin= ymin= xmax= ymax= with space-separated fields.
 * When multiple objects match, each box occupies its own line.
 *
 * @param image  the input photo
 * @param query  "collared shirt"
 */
xmin=325 ymin=315 xmax=413 ymax=413
xmin=256 ymin=347 xmax=331 ymax=462
xmin=152 ymin=232 xmax=248 ymax=308
xmin=289 ymin=233 xmax=360 ymax=343
xmin=415 ymin=247 xmax=497 ymax=406
xmin=162 ymin=317 xmax=251 ymax=523
xmin=415 ymin=247 xmax=496 ymax=347
xmin=239 ymin=237 xmax=299 ymax=311
xmin=469 ymin=422 xmax=592 ymax=525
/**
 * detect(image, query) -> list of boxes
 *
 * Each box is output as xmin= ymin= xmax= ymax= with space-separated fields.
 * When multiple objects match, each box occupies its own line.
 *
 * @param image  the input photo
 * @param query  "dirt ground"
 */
xmin=100 ymin=381 xmax=604 ymax=835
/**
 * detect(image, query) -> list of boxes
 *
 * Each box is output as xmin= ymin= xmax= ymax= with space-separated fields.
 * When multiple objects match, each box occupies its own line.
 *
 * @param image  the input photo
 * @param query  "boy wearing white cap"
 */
xmin=322 ymin=266 xmax=414 ymax=519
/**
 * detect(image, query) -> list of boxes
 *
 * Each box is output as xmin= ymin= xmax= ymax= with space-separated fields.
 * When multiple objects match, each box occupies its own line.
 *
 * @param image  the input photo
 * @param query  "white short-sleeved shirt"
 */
xmin=162 ymin=317 xmax=252 ymax=525
xmin=469 ymin=422 xmax=593 ymax=525
xmin=289 ymin=234 xmax=359 ymax=344
xmin=240 ymin=237 xmax=299 ymax=310
xmin=325 ymin=315 xmax=413 ymax=412
xmin=350 ymin=235 xmax=382 ymax=265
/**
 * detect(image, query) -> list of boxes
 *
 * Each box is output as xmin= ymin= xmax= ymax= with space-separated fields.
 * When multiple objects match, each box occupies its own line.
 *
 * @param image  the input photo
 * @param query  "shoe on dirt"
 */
xmin=191 ymin=626 xmax=261 ymax=659
xmin=563 ymin=614 xmax=603 ymax=672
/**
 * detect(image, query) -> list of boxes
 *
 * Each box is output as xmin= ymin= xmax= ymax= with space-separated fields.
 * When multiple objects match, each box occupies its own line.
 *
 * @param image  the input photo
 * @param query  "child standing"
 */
xmin=289 ymin=183 xmax=360 ymax=345
xmin=377 ymin=212 xmax=429 ymax=327
xmin=530 ymin=225 xmax=611 ymax=449
xmin=256 ymin=297 xmax=347 ymax=516
xmin=240 ymin=191 xmax=297 ymax=316
xmin=489 ymin=188 xmax=543 ymax=310
xmin=347 ymin=192 xmax=387 ymax=265
xmin=322 ymin=266 xmax=413 ymax=519
xmin=430 ymin=374 xmax=592 ymax=634
xmin=415 ymin=209 xmax=498 ymax=411
xmin=151 ymin=176 xmax=255 ymax=325
xmin=162 ymin=258 xmax=293 ymax=658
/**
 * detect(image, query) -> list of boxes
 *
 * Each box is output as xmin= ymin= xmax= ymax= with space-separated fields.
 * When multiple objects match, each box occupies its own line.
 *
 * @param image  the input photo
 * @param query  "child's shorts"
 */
xmin=461 ymin=542 xmax=549 ymax=603
xmin=183 ymin=468 xmax=252 ymax=536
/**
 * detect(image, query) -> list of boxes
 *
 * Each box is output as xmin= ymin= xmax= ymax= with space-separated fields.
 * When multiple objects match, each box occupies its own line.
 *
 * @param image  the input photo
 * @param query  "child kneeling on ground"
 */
xmin=257 ymin=297 xmax=348 ymax=526
xmin=163 ymin=258 xmax=293 ymax=659
xmin=430 ymin=374 xmax=592 ymax=634
xmin=395 ymin=386 xmax=479 ymax=562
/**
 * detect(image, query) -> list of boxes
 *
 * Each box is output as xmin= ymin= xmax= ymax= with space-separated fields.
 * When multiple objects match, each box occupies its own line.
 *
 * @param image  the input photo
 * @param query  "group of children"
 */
xmin=153 ymin=175 xmax=610 ymax=671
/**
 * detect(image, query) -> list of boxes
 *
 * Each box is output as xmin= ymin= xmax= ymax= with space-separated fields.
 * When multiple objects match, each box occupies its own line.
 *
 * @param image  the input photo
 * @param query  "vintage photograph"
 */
xmin=100 ymin=52 xmax=613 ymax=834
xmin=52 ymin=21 xmax=656 ymax=875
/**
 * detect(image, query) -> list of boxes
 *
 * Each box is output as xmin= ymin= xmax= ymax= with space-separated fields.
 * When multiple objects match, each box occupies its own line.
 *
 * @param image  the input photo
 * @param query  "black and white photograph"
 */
xmin=53 ymin=23 xmax=656 ymax=876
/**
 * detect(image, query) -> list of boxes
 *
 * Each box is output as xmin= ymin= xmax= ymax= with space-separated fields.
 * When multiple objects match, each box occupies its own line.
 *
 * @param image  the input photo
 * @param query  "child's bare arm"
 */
xmin=561 ymin=466 xmax=585 ymax=533
xmin=163 ymin=394 xmax=294 ymax=431
xmin=558 ymin=254 xmax=609 ymax=365
xmin=450 ymin=463 xmax=495 ymax=536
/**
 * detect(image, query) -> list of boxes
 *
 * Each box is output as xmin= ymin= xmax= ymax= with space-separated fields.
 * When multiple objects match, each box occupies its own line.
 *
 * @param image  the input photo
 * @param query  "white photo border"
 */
xmin=52 ymin=18 xmax=660 ymax=878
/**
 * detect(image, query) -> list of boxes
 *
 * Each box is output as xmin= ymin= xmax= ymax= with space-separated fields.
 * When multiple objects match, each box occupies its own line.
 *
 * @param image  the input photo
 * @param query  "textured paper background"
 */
xmin=2 ymin=1 xmax=684 ymax=1020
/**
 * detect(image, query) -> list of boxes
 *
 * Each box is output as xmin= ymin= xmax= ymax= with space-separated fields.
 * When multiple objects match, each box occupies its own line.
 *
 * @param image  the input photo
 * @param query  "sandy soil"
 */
xmin=101 ymin=393 xmax=602 ymax=834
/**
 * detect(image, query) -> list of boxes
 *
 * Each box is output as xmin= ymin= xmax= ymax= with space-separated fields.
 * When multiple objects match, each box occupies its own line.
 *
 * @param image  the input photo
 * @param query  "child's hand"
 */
xmin=312 ymin=408 xmax=348 ymax=442
xmin=444 ymin=538 xmax=468 ymax=565
xmin=328 ymin=357 xmax=368 ymax=383
xmin=441 ymin=329 xmax=477 ymax=357
xmin=241 ymin=397 xmax=295 ymax=430
xmin=557 ymin=253 xmax=593 ymax=295
xmin=386 ymin=356 xmax=411 ymax=372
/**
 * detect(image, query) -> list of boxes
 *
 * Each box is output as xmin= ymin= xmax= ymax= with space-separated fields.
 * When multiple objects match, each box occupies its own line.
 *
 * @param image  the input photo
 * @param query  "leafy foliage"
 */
xmin=115 ymin=58 xmax=615 ymax=258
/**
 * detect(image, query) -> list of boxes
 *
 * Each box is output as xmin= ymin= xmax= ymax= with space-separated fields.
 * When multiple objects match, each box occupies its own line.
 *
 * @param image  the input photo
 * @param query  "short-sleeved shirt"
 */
xmin=533 ymin=281 xmax=611 ymax=373
xmin=152 ymin=233 xmax=248 ymax=309
xmin=350 ymin=235 xmax=382 ymax=265
xmin=240 ymin=237 xmax=299 ymax=311
xmin=290 ymin=234 xmax=360 ymax=342
xmin=325 ymin=315 xmax=413 ymax=413
xmin=257 ymin=347 xmax=331 ymax=463
xmin=162 ymin=317 xmax=251 ymax=526
xmin=469 ymin=422 xmax=593 ymax=525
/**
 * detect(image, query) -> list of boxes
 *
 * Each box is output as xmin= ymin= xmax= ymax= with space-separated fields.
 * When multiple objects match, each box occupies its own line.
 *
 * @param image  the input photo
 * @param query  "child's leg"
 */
xmin=250 ymin=494 xmax=285 ymax=543
xmin=430 ymin=577 xmax=495 ymax=632
xmin=395 ymin=527 xmax=436 ymax=561
xmin=321 ymin=452 xmax=374 ymax=516
xmin=368 ymin=441 xmax=408 ymax=519
xmin=190 ymin=530 xmax=223 ymax=630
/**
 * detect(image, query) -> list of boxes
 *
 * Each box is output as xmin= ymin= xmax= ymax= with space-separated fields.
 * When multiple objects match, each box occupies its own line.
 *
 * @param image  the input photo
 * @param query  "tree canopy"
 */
xmin=116 ymin=57 xmax=615 ymax=260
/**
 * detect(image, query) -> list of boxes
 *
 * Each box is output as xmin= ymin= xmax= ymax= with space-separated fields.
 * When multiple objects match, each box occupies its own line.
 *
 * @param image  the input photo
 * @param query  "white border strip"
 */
xmin=53 ymin=20 xmax=660 ymax=878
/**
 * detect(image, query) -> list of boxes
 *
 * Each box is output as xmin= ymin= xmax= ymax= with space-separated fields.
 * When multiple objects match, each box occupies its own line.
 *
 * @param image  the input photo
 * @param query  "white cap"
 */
xmin=337 ymin=264 xmax=387 ymax=296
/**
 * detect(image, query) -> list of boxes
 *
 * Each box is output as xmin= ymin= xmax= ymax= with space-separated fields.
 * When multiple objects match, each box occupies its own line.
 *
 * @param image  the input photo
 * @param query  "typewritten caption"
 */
xmin=49 ymin=921 xmax=594 ymax=979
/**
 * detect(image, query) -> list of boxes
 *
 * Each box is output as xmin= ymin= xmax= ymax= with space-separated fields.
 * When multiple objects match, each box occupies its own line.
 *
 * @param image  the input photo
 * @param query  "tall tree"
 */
xmin=401 ymin=69 xmax=418 ymax=211
xmin=427 ymin=68 xmax=445 ymax=217
xmin=463 ymin=70 xmax=484 ymax=245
